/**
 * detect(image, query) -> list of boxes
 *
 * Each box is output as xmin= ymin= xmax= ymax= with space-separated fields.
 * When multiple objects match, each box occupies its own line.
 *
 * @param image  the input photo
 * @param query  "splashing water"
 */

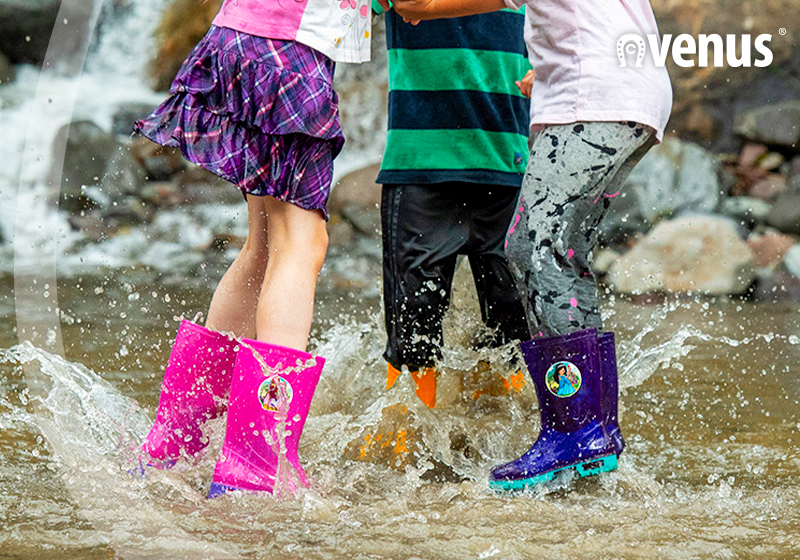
xmin=2 ymin=274 xmax=800 ymax=558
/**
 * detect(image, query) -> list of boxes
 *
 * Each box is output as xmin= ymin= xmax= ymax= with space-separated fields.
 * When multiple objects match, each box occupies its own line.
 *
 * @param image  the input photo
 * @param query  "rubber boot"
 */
xmin=386 ymin=363 xmax=437 ymax=408
xmin=208 ymin=338 xmax=324 ymax=498
xmin=489 ymin=328 xmax=617 ymax=491
xmin=598 ymin=331 xmax=625 ymax=456
xmin=141 ymin=320 xmax=237 ymax=468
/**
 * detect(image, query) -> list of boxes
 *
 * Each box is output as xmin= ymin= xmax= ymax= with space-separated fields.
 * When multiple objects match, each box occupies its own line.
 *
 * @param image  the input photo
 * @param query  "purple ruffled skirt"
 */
xmin=134 ymin=26 xmax=344 ymax=218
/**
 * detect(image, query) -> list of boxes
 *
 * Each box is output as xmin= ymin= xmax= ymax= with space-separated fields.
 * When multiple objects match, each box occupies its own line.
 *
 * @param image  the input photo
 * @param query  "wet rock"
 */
xmin=608 ymin=215 xmax=756 ymax=295
xmin=603 ymin=139 xmax=721 ymax=244
xmin=48 ymin=121 xmax=119 ymax=214
xmin=181 ymin=181 xmax=243 ymax=206
xmin=112 ymin=102 xmax=156 ymax=136
xmin=653 ymin=0 xmax=800 ymax=151
xmin=738 ymin=143 xmax=769 ymax=169
xmin=67 ymin=211 xmax=121 ymax=242
xmin=591 ymin=247 xmax=621 ymax=277
xmin=598 ymin=187 xmax=650 ymax=245
xmin=732 ymin=143 xmax=769 ymax=195
xmin=140 ymin=182 xmax=184 ymax=207
xmin=98 ymin=145 xmax=148 ymax=203
xmin=0 ymin=51 xmax=15 ymax=86
xmin=790 ymin=156 xmax=800 ymax=192
xmin=209 ymin=232 xmax=245 ymax=253
xmin=327 ymin=217 xmax=356 ymax=247
xmin=148 ymin=0 xmax=223 ymax=91
xmin=0 ymin=0 xmax=60 ymax=65
xmin=747 ymin=232 xmax=798 ymax=269
xmin=719 ymin=196 xmax=772 ymax=229
xmin=749 ymin=173 xmax=788 ymax=202
xmin=785 ymin=244 xmax=800 ymax=279
xmin=751 ymin=269 xmax=800 ymax=302
xmin=757 ymin=152 xmax=785 ymax=172
xmin=0 ymin=0 xmax=95 ymax=71
xmin=734 ymin=101 xmax=800 ymax=148
xmin=766 ymin=192 xmax=800 ymax=235
xmin=129 ymin=136 xmax=185 ymax=181
xmin=330 ymin=163 xmax=381 ymax=237
xmin=174 ymin=164 xmax=242 ymax=204
xmin=100 ymin=198 xmax=154 ymax=228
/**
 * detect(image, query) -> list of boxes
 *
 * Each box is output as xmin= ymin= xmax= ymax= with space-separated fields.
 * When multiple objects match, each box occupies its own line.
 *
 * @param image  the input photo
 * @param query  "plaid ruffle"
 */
xmin=134 ymin=26 xmax=343 ymax=218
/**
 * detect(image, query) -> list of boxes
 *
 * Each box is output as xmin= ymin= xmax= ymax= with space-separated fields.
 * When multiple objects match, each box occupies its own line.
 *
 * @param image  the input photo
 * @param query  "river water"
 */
xmin=1 ymin=260 xmax=799 ymax=559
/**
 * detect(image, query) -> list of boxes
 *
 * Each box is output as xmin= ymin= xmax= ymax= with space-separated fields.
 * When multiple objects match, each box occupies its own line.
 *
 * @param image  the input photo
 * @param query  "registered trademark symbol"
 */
xmin=779 ymin=28 xmax=787 ymax=35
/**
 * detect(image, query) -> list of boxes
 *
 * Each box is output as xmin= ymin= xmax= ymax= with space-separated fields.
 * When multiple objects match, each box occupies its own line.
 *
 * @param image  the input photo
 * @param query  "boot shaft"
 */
xmin=211 ymin=338 xmax=324 ymax=495
xmin=520 ymin=328 xmax=603 ymax=433
xmin=161 ymin=320 xmax=237 ymax=414
xmin=226 ymin=339 xmax=324 ymax=453
xmin=598 ymin=331 xmax=618 ymax=426
xmin=144 ymin=320 xmax=238 ymax=464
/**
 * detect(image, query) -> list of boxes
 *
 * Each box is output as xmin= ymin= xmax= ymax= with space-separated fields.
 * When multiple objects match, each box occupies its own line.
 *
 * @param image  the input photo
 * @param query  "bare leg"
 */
xmin=205 ymin=195 xmax=269 ymax=339
xmin=256 ymin=196 xmax=328 ymax=351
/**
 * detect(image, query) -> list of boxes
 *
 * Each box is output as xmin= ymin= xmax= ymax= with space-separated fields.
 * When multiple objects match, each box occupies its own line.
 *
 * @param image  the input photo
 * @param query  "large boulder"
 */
xmin=608 ymin=215 xmax=756 ymax=295
xmin=719 ymin=196 xmax=772 ymax=229
xmin=651 ymin=0 xmax=800 ymax=151
xmin=734 ymin=101 xmax=800 ymax=149
xmin=329 ymin=163 xmax=382 ymax=236
xmin=785 ymin=244 xmax=800 ymax=278
xmin=0 ymin=0 xmax=95 ymax=71
xmin=747 ymin=231 xmax=798 ymax=269
xmin=766 ymin=192 xmax=800 ymax=235
xmin=601 ymin=138 xmax=721 ymax=244
xmin=0 ymin=51 xmax=14 ymax=85
xmin=47 ymin=121 xmax=119 ymax=214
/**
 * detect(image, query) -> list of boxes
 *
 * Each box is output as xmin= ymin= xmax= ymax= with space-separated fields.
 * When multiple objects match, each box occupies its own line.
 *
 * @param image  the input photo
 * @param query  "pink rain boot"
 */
xmin=207 ymin=338 xmax=324 ymax=498
xmin=141 ymin=320 xmax=237 ymax=468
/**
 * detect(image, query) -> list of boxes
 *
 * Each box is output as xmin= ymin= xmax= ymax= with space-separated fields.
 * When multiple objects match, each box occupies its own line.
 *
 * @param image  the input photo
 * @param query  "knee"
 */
xmin=305 ymin=225 xmax=328 ymax=272
xmin=239 ymin=238 xmax=269 ymax=269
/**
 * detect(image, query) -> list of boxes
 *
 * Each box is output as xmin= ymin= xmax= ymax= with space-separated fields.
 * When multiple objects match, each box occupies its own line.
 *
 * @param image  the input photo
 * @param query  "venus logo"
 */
xmin=617 ymin=33 xmax=646 ymax=67
xmin=617 ymin=33 xmax=774 ymax=68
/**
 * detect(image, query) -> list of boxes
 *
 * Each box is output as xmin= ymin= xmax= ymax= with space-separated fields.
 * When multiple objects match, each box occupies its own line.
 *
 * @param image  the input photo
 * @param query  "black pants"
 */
xmin=381 ymin=182 xmax=531 ymax=371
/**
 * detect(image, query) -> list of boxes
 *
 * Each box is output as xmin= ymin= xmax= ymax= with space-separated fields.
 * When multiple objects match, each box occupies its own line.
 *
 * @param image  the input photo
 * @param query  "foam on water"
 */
xmin=2 ymin=294 xmax=800 ymax=558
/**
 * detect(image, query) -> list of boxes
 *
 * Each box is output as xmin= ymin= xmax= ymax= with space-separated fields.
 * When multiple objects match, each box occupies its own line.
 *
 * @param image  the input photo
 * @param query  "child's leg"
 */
xmin=256 ymin=195 xmax=328 ymax=351
xmin=205 ymin=195 xmax=270 ymax=338
xmin=465 ymin=186 xmax=530 ymax=345
xmin=381 ymin=184 xmax=467 ymax=370
xmin=505 ymin=122 xmax=655 ymax=336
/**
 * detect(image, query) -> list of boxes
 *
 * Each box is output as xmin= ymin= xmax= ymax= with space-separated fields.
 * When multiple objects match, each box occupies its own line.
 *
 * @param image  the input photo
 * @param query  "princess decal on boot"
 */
xmin=258 ymin=377 xmax=294 ymax=412
xmin=545 ymin=362 xmax=581 ymax=398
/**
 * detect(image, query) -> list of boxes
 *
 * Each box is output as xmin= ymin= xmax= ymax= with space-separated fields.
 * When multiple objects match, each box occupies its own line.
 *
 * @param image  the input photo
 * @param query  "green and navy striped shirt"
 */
xmin=375 ymin=8 xmax=530 ymax=187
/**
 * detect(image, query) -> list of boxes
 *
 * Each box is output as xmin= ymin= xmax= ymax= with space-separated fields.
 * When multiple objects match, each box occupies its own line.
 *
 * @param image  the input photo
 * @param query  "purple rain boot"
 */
xmin=489 ymin=328 xmax=617 ymax=491
xmin=207 ymin=338 xmax=324 ymax=498
xmin=141 ymin=320 xmax=237 ymax=468
xmin=598 ymin=332 xmax=625 ymax=456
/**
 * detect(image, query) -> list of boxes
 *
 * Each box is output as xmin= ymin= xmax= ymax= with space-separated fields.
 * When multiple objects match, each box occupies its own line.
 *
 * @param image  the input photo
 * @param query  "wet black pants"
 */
xmin=381 ymin=182 xmax=531 ymax=371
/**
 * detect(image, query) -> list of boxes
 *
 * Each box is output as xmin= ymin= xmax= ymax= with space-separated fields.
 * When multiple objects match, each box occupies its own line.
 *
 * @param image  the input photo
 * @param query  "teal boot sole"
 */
xmin=489 ymin=454 xmax=618 ymax=492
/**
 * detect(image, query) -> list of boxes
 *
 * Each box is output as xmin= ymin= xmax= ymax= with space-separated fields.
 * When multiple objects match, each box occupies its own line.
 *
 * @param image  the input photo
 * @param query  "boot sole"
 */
xmin=489 ymin=454 xmax=618 ymax=491
xmin=207 ymin=481 xmax=240 ymax=499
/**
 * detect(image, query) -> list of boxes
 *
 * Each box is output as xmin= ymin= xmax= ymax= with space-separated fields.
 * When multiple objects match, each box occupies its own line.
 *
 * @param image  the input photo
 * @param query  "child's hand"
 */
xmin=392 ymin=0 xmax=437 ymax=21
xmin=515 ymin=69 xmax=535 ymax=99
xmin=393 ymin=0 xmax=504 ymax=21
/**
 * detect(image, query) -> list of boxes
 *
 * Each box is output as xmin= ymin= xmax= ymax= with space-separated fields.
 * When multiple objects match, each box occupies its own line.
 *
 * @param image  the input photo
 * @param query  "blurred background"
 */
xmin=0 ymin=1 xmax=799 ymax=559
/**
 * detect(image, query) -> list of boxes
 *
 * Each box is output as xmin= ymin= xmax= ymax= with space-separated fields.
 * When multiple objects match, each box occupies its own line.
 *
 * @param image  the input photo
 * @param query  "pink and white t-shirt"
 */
xmin=213 ymin=0 xmax=372 ymax=63
xmin=503 ymin=0 xmax=673 ymax=140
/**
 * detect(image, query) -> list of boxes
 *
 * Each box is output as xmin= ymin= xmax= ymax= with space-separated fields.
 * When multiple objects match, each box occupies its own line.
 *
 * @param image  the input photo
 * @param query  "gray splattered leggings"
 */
xmin=505 ymin=122 xmax=656 ymax=336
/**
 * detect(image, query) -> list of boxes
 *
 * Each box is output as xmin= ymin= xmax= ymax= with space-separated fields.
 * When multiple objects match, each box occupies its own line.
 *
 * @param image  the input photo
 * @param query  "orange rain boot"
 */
xmin=386 ymin=363 xmax=437 ymax=408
